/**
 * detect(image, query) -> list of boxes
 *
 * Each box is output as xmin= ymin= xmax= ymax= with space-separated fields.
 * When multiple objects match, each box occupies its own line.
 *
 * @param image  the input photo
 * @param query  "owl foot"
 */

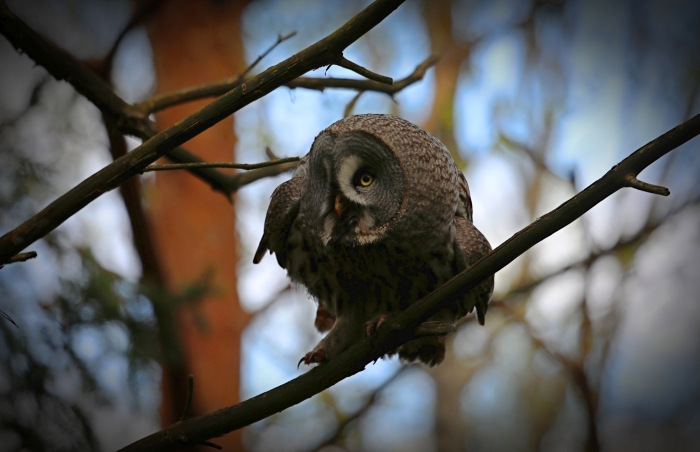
xmin=314 ymin=306 xmax=336 ymax=333
xmin=364 ymin=314 xmax=390 ymax=337
xmin=298 ymin=348 xmax=327 ymax=368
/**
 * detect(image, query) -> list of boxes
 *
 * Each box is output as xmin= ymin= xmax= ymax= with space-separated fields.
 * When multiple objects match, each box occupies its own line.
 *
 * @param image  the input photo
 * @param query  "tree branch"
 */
xmin=136 ymin=55 xmax=437 ymax=114
xmin=331 ymin=55 xmax=393 ymax=84
xmin=142 ymin=157 xmax=300 ymax=173
xmin=117 ymin=115 xmax=700 ymax=452
xmin=0 ymin=0 xmax=406 ymax=265
xmin=136 ymin=30 xmax=297 ymax=113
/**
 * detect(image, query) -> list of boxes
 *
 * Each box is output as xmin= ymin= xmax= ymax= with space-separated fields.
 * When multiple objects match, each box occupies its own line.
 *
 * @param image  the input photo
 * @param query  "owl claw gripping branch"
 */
xmin=254 ymin=114 xmax=494 ymax=367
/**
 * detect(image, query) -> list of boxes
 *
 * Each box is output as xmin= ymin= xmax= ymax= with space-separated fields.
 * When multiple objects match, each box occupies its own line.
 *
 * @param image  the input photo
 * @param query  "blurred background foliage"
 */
xmin=0 ymin=0 xmax=699 ymax=451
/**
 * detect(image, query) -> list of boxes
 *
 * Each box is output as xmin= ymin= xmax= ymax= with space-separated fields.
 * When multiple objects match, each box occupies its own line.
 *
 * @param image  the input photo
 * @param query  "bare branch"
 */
xmin=264 ymin=146 xmax=279 ymax=160
xmin=137 ymin=31 xmax=298 ymax=113
xmin=91 ymin=0 xmax=166 ymax=77
xmin=243 ymin=31 xmax=298 ymax=78
xmin=138 ymin=55 xmax=437 ymax=115
xmin=343 ymin=91 xmax=363 ymax=117
xmin=0 ymin=310 xmax=19 ymax=328
xmin=142 ymin=157 xmax=300 ymax=173
xmin=179 ymin=375 xmax=194 ymax=422
xmin=0 ymin=0 xmax=407 ymax=265
xmin=117 ymin=115 xmax=700 ymax=452
xmin=228 ymin=161 xmax=300 ymax=191
xmin=332 ymin=55 xmax=393 ymax=84
xmin=290 ymin=55 xmax=437 ymax=94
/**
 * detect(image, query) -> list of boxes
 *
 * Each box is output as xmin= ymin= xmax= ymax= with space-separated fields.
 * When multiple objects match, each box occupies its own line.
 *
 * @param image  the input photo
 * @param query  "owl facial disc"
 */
xmin=310 ymin=130 xmax=404 ymax=247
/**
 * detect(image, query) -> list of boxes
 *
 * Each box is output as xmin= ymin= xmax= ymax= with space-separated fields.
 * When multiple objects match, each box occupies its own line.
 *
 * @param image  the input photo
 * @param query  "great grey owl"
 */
xmin=254 ymin=114 xmax=493 ymax=366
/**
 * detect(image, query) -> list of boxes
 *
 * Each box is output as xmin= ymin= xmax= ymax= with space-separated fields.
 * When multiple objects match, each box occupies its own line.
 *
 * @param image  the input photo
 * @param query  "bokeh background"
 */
xmin=1 ymin=0 xmax=699 ymax=451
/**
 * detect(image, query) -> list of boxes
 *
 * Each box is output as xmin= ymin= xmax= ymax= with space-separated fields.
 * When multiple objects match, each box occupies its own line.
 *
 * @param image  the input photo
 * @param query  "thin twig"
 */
xmin=142 ymin=157 xmax=300 ymax=173
xmin=0 ymin=310 xmax=19 ymax=328
xmin=243 ymin=31 xmax=298 ymax=78
xmin=180 ymin=375 xmax=194 ymax=422
xmin=332 ymin=55 xmax=393 ymax=84
xmin=229 ymin=161 xmax=300 ymax=191
xmin=309 ymin=368 xmax=406 ymax=451
xmin=343 ymin=91 xmax=363 ymax=117
xmin=92 ymin=0 xmax=166 ymax=77
xmin=118 ymin=114 xmax=700 ymax=452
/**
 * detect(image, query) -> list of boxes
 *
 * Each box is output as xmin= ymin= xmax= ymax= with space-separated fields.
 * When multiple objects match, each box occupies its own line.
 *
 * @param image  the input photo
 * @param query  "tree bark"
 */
xmin=146 ymin=1 xmax=251 ymax=448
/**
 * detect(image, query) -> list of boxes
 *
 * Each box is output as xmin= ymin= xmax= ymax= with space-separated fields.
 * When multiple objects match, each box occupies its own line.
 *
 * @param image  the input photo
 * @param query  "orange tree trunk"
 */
xmin=146 ymin=1 xmax=250 ymax=449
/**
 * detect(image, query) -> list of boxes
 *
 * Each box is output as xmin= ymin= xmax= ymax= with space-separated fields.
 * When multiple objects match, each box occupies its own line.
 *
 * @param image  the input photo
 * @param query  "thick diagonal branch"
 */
xmin=0 ymin=0 xmax=405 ymax=264
xmin=117 ymin=116 xmax=700 ymax=452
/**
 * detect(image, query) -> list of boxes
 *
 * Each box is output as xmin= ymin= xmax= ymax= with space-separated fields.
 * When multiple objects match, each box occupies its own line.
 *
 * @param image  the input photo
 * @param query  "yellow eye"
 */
xmin=359 ymin=173 xmax=374 ymax=187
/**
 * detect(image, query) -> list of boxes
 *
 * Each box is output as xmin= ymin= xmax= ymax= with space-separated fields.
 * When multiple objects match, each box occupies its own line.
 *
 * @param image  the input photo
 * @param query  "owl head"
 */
xmin=299 ymin=114 xmax=461 ymax=248
xmin=302 ymin=128 xmax=404 ymax=246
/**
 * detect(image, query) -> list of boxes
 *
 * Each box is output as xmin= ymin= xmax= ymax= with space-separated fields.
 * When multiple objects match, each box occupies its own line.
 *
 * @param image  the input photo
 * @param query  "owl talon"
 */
xmin=364 ymin=314 xmax=390 ymax=337
xmin=298 ymin=348 xmax=327 ymax=368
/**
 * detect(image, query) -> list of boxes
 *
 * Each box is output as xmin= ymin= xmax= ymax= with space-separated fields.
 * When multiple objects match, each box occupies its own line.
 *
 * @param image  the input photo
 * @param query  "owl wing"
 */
xmin=456 ymin=171 xmax=473 ymax=222
xmin=453 ymin=216 xmax=493 ymax=325
xmin=253 ymin=176 xmax=303 ymax=267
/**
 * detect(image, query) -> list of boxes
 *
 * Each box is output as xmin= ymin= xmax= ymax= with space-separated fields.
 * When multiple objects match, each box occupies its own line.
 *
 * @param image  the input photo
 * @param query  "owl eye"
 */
xmin=358 ymin=172 xmax=374 ymax=187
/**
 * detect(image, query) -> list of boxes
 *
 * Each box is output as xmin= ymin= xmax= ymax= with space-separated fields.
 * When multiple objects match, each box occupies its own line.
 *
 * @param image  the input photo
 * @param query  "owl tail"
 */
xmin=253 ymin=233 xmax=270 ymax=264
xmin=475 ymin=295 xmax=488 ymax=325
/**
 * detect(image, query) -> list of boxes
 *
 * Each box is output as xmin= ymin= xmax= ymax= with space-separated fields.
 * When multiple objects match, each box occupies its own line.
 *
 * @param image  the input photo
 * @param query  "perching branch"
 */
xmin=0 ymin=0 xmax=406 ymax=265
xmin=117 ymin=115 xmax=700 ymax=452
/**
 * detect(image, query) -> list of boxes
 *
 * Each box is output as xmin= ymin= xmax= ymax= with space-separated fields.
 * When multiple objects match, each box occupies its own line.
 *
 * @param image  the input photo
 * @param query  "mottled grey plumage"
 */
xmin=254 ymin=114 xmax=493 ymax=366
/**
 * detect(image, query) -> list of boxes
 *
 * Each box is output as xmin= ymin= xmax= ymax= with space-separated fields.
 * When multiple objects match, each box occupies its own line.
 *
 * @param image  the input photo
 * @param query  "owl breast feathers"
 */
xmin=254 ymin=114 xmax=493 ymax=366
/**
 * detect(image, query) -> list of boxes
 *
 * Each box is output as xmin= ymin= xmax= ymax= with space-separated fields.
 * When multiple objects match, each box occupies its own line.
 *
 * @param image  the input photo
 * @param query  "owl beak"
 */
xmin=334 ymin=193 xmax=349 ymax=218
